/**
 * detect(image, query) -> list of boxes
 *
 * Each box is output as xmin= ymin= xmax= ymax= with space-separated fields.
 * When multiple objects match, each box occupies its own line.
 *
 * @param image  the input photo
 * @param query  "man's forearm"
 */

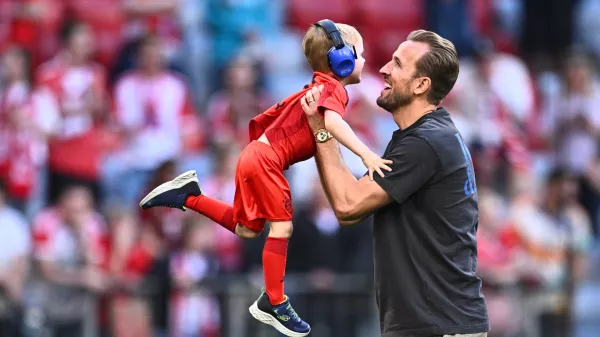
xmin=314 ymin=139 xmax=363 ymax=223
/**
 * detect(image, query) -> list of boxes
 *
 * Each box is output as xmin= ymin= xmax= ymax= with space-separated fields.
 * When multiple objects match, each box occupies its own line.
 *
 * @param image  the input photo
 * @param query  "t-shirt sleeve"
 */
xmin=317 ymin=82 xmax=347 ymax=118
xmin=373 ymin=135 xmax=438 ymax=204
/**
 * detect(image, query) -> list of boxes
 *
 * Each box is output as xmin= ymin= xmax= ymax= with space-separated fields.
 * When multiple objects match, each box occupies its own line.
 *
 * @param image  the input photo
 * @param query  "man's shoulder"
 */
xmin=415 ymin=113 xmax=459 ymax=140
xmin=412 ymin=115 xmax=465 ymax=157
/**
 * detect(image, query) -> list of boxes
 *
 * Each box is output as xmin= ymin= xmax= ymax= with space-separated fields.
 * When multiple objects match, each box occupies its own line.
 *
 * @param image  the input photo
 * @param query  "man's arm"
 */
xmin=301 ymin=86 xmax=393 ymax=224
xmin=314 ymin=138 xmax=393 ymax=224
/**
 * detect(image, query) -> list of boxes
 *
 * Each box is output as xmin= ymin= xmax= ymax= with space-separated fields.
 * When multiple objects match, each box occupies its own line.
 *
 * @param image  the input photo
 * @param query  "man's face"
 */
xmin=566 ymin=62 xmax=590 ymax=93
xmin=547 ymin=176 xmax=579 ymax=208
xmin=139 ymin=41 xmax=164 ymax=73
xmin=559 ymin=177 xmax=579 ymax=206
xmin=69 ymin=25 xmax=95 ymax=61
xmin=60 ymin=187 xmax=93 ymax=225
xmin=377 ymin=40 xmax=429 ymax=112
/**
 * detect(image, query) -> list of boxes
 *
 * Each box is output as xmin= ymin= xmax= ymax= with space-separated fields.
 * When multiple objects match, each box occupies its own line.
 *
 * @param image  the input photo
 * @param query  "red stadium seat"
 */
xmin=353 ymin=0 xmax=424 ymax=30
xmin=286 ymin=0 xmax=353 ymax=32
xmin=352 ymin=0 xmax=424 ymax=67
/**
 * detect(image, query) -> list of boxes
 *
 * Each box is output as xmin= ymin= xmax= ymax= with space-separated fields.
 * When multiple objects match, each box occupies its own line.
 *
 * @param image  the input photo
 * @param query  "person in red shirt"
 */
xmin=139 ymin=20 xmax=391 ymax=337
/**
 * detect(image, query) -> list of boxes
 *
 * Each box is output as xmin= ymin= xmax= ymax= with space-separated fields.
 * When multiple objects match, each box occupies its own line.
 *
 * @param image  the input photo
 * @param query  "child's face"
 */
xmin=347 ymin=37 xmax=365 ymax=85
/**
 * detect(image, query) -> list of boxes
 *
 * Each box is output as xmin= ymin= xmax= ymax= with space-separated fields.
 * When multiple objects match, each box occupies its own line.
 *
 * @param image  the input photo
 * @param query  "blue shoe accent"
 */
xmin=139 ymin=170 xmax=202 ymax=211
xmin=249 ymin=291 xmax=310 ymax=336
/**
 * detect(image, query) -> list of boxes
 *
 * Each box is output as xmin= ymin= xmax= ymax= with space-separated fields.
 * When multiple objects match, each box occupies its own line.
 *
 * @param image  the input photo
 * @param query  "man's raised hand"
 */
xmin=301 ymin=85 xmax=326 ymax=132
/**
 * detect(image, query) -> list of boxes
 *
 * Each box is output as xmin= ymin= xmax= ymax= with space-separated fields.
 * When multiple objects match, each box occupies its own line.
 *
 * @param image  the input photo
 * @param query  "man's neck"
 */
xmin=63 ymin=51 xmax=86 ymax=67
xmin=392 ymin=100 xmax=438 ymax=130
xmin=543 ymin=196 xmax=561 ymax=216
xmin=140 ymin=69 xmax=160 ymax=77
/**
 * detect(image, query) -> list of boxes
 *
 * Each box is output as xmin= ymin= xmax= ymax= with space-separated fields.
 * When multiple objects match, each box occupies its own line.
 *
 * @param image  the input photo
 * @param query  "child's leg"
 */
xmin=184 ymin=195 xmax=262 ymax=239
xmin=263 ymin=220 xmax=293 ymax=305
xmin=137 ymin=169 xmax=263 ymax=238
xmin=184 ymin=195 xmax=237 ymax=233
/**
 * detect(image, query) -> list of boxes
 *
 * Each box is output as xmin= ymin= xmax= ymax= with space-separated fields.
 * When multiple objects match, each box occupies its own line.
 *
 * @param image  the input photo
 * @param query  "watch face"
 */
xmin=317 ymin=132 xmax=326 ymax=141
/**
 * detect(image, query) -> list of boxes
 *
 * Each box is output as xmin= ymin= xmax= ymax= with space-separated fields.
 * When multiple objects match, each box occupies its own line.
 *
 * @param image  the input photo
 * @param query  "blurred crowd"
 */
xmin=1 ymin=0 xmax=600 ymax=336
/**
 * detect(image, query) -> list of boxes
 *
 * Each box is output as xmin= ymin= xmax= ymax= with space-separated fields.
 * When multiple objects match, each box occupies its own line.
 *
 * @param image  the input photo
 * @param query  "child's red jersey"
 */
xmin=249 ymin=72 xmax=349 ymax=170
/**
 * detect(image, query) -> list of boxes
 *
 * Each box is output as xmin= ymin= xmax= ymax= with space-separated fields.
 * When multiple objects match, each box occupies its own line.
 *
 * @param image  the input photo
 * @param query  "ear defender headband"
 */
xmin=314 ymin=19 xmax=357 ymax=78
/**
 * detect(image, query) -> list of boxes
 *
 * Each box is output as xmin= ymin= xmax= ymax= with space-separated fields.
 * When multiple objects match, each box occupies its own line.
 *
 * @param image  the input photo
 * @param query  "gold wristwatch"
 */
xmin=315 ymin=129 xmax=333 ymax=143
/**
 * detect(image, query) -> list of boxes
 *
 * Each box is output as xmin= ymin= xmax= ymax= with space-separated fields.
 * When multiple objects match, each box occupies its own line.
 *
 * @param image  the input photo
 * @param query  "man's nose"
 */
xmin=380 ymin=61 xmax=391 ymax=75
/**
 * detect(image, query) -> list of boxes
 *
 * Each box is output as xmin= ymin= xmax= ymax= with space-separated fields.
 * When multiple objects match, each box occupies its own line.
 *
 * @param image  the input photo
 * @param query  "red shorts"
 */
xmin=233 ymin=141 xmax=293 ymax=232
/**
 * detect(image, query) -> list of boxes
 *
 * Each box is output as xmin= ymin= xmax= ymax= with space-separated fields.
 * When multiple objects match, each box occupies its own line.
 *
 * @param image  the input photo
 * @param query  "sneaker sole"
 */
xmin=249 ymin=301 xmax=310 ymax=337
xmin=138 ymin=170 xmax=200 ymax=208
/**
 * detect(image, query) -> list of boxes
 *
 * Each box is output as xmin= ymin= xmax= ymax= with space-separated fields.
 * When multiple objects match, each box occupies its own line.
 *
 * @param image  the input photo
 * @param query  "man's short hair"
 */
xmin=302 ymin=23 xmax=361 ymax=73
xmin=407 ymin=30 xmax=459 ymax=105
xmin=547 ymin=167 xmax=575 ymax=185
xmin=137 ymin=34 xmax=159 ymax=52
xmin=60 ymin=19 xmax=88 ymax=46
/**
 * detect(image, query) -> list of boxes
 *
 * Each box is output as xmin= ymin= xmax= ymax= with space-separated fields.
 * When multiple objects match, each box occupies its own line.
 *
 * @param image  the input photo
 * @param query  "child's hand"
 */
xmin=362 ymin=151 xmax=393 ymax=180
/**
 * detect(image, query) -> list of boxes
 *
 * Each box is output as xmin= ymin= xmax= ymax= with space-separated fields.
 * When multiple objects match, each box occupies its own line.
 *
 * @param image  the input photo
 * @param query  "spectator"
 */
xmin=0 ymin=46 xmax=46 ymax=216
xmin=454 ymin=39 xmax=533 ymax=189
xmin=111 ymin=0 xmax=183 ymax=81
xmin=206 ymin=55 xmax=269 ymax=149
xmin=476 ymin=188 xmax=524 ymax=336
xmin=201 ymin=144 xmax=243 ymax=273
xmin=34 ymin=20 xmax=114 ymax=205
xmin=1 ymin=0 xmax=66 ymax=66
xmin=138 ymin=160 xmax=183 ymax=247
xmin=121 ymin=0 xmax=181 ymax=58
xmin=546 ymin=53 xmax=600 ymax=233
xmin=170 ymin=216 xmax=221 ymax=337
xmin=505 ymin=168 xmax=593 ymax=337
xmin=67 ymin=0 xmax=125 ymax=68
xmin=0 ymin=182 xmax=31 ymax=337
xmin=32 ymin=185 xmax=110 ymax=337
xmin=105 ymin=207 xmax=156 ymax=337
xmin=104 ymin=34 xmax=203 ymax=208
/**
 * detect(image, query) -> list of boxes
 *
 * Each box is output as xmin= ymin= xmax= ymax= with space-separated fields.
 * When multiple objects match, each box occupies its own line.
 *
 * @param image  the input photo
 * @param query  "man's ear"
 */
xmin=413 ymin=77 xmax=431 ymax=96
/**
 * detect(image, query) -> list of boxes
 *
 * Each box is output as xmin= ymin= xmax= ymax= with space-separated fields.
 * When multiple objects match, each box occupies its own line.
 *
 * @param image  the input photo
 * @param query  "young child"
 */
xmin=139 ymin=19 xmax=391 ymax=337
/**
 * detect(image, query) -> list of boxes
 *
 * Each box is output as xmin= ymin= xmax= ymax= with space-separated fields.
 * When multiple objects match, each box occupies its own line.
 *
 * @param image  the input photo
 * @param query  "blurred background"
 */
xmin=0 ymin=0 xmax=599 ymax=336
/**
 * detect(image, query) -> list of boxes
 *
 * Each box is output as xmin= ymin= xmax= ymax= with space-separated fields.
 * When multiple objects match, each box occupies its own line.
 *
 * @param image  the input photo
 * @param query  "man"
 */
xmin=300 ymin=30 xmax=489 ymax=337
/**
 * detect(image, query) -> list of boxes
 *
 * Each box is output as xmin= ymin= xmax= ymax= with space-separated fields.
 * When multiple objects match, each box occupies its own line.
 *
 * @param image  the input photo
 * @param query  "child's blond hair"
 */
xmin=302 ymin=23 xmax=361 ymax=73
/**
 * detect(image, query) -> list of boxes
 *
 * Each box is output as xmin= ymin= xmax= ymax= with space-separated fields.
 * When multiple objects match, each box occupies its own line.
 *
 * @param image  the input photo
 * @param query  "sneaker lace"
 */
xmin=285 ymin=303 xmax=301 ymax=322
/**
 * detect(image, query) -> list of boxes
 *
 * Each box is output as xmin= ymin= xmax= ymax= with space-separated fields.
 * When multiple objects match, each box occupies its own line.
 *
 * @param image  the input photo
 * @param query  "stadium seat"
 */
xmin=353 ymin=0 xmax=424 ymax=30
xmin=353 ymin=0 xmax=425 ymax=67
xmin=286 ymin=0 xmax=353 ymax=32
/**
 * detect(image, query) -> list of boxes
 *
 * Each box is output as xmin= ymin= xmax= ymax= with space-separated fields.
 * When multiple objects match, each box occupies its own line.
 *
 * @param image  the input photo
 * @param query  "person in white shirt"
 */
xmin=0 ymin=182 xmax=31 ymax=336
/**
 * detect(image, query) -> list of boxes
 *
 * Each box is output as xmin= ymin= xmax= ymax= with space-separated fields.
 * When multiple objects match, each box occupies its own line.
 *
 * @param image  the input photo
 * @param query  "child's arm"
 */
xmin=324 ymin=109 xmax=392 ymax=180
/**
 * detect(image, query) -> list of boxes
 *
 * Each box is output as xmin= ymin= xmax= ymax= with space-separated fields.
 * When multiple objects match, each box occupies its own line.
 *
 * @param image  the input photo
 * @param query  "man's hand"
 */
xmin=301 ymin=85 xmax=326 ymax=133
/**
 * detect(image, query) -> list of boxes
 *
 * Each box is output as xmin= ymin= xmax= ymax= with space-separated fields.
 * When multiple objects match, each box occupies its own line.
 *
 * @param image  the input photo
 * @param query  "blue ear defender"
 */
xmin=314 ymin=19 xmax=357 ymax=78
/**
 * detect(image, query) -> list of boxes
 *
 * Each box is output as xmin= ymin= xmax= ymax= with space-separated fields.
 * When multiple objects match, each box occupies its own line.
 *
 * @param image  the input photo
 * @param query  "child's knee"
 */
xmin=235 ymin=224 xmax=261 ymax=239
xmin=268 ymin=221 xmax=293 ymax=238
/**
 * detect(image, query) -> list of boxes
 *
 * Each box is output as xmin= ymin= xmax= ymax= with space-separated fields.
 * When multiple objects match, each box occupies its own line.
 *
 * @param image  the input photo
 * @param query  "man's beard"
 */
xmin=376 ymin=85 xmax=413 ymax=112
